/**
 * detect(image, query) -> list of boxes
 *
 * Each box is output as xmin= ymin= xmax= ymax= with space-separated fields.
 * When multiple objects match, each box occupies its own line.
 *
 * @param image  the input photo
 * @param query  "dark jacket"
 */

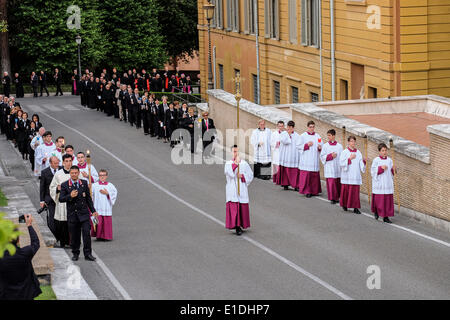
xmin=59 ymin=179 xmax=96 ymax=223
xmin=40 ymin=166 xmax=60 ymax=204
xmin=0 ymin=226 xmax=42 ymax=300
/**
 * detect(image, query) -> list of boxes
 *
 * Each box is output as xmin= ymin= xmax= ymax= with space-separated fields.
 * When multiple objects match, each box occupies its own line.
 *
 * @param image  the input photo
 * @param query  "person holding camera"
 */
xmin=0 ymin=214 xmax=42 ymax=300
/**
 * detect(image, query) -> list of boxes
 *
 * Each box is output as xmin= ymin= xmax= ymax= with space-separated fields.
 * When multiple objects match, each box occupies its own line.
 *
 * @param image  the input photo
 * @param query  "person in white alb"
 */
xmin=250 ymin=119 xmax=272 ymax=180
xmin=76 ymin=151 xmax=99 ymax=183
xmin=276 ymin=120 xmax=301 ymax=191
xmin=271 ymin=120 xmax=285 ymax=183
xmin=30 ymin=127 xmax=45 ymax=176
xmin=370 ymin=143 xmax=396 ymax=223
xmin=35 ymin=131 xmax=56 ymax=175
xmin=91 ymin=169 xmax=117 ymax=240
xmin=297 ymin=120 xmax=323 ymax=198
xmin=225 ymin=145 xmax=254 ymax=236
xmin=339 ymin=136 xmax=366 ymax=214
xmin=48 ymin=136 xmax=65 ymax=164
xmin=320 ymin=129 xmax=343 ymax=204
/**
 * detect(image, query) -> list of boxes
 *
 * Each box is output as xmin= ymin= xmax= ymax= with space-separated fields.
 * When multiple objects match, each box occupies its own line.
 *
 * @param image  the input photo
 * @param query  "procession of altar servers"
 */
xmin=225 ymin=119 xmax=397 ymax=235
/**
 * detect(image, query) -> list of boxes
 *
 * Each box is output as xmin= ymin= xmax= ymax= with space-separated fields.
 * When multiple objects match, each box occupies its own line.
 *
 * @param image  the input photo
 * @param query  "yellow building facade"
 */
xmin=197 ymin=0 xmax=450 ymax=104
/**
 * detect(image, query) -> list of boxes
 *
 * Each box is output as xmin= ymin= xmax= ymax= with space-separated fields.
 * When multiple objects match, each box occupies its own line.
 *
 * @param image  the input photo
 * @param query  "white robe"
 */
xmin=320 ymin=142 xmax=343 ymax=178
xmin=92 ymin=182 xmax=118 ymax=216
xmin=339 ymin=148 xmax=366 ymax=185
xmin=50 ymin=169 xmax=70 ymax=221
xmin=279 ymin=131 xmax=301 ymax=168
xmin=225 ymin=160 xmax=253 ymax=204
xmin=35 ymin=142 xmax=57 ymax=173
xmin=77 ymin=163 xmax=99 ymax=183
xmin=270 ymin=130 xmax=283 ymax=165
xmin=297 ymin=132 xmax=323 ymax=172
xmin=371 ymin=156 xmax=394 ymax=194
xmin=250 ymin=128 xmax=272 ymax=163
xmin=48 ymin=148 xmax=63 ymax=165
xmin=30 ymin=134 xmax=44 ymax=176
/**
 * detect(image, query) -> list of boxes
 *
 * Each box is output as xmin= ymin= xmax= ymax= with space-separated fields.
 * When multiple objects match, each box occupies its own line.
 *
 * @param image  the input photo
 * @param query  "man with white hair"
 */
xmin=30 ymin=127 xmax=46 ymax=176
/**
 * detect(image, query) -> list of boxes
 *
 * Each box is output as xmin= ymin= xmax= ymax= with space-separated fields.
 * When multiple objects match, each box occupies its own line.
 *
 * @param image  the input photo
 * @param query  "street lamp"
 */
xmin=203 ymin=1 xmax=215 ymax=90
xmin=75 ymin=35 xmax=82 ymax=78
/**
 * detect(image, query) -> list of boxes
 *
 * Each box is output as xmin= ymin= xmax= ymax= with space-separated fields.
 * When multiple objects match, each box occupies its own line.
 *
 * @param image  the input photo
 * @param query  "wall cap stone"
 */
xmin=427 ymin=124 xmax=450 ymax=140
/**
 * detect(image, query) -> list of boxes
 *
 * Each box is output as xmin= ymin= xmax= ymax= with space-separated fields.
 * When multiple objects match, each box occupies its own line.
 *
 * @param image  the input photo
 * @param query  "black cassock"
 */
xmin=95 ymin=83 xmax=103 ymax=111
xmin=164 ymin=108 xmax=178 ymax=146
xmin=142 ymin=100 xmax=150 ymax=134
xmin=80 ymin=80 xmax=88 ymax=106
xmin=102 ymin=88 xmax=114 ymax=116
xmin=87 ymin=81 xmax=97 ymax=109
xmin=15 ymin=76 xmax=24 ymax=98
xmin=149 ymin=102 xmax=158 ymax=137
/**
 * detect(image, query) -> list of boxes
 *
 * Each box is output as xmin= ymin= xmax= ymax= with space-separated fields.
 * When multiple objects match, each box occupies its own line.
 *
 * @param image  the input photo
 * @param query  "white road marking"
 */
xmin=26 ymin=104 xmax=44 ymax=113
xmin=62 ymin=104 xmax=79 ymax=111
xmin=314 ymin=196 xmax=450 ymax=248
xmin=40 ymin=111 xmax=353 ymax=300
xmin=42 ymin=104 xmax=60 ymax=111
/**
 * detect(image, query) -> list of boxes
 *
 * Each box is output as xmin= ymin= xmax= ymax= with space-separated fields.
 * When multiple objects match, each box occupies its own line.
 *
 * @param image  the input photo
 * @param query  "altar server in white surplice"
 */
xmin=320 ymin=129 xmax=343 ymax=204
xmin=225 ymin=145 xmax=253 ymax=236
xmin=250 ymin=119 xmax=272 ymax=180
xmin=270 ymin=120 xmax=285 ymax=183
xmin=30 ymin=127 xmax=45 ymax=176
xmin=35 ymin=131 xmax=56 ymax=174
xmin=76 ymin=151 xmax=99 ymax=183
xmin=91 ymin=169 xmax=118 ymax=240
xmin=339 ymin=136 xmax=366 ymax=214
xmin=297 ymin=120 xmax=323 ymax=198
xmin=276 ymin=120 xmax=300 ymax=190
xmin=371 ymin=143 xmax=396 ymax=223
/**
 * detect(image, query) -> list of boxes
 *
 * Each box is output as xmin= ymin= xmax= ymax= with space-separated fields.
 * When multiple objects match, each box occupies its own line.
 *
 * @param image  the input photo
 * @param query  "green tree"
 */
xmin=155 ymin=0 xmax=198 ymax=63
xmin=99 ymin=0 xmax=168 ymax=71
xmin=0 ymin=213 xmax=20 ymax=258
xmin=9 ymin=0 xmax=107 ymax=75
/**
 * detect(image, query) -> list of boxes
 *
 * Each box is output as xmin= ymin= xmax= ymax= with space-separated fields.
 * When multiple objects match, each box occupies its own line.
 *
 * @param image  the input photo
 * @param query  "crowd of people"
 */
xmin=74 ymin=68 xmax=215 ymax=153
xmin=230 ymin=119 xmax=397 ymax=238
xmin=0 ymin=94 xmax=118 ymax=263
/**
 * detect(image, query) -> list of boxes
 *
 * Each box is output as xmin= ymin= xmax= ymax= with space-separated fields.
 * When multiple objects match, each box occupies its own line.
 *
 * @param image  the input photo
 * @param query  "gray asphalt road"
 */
xmin=14 ymin=96 xmax=450 ymax=299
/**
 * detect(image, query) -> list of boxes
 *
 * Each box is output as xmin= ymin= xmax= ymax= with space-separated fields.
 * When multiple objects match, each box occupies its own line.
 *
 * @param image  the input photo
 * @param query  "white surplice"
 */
xmin=339 ymin=148 xmax=366 ymax=185
xmin=35 ymin=142 xmax=57 ymax=173
xmin=297 ymin=132 xmax=323 ymax=172
xmin=270 ymin=130 xmax=283 ymax=165
xmin=30 ymin=134 xmax=44 ymax=176
xmin=371 ymin=156 xmax=394 ymax=194
xmin=92 ymin=182 xmax=118 ymax=216
xmin=279 ymin=131 xmax=301 ymax=168
xmin=250 ymin=128 xmax=272 ymax=163
xmin=320 ymin=141 xmax=343 ymax=178
xmin=77 ymin=162 xmax=99 ymax=183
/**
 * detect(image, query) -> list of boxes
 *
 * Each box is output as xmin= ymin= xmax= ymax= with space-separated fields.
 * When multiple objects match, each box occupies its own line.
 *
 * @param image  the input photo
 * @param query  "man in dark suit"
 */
xmin=59 ymin=166 xmax=98 ymax=261
xmin=125 ymin=87 xmax=137 ymax=127
xmin=39 ymin=71 xmax=49 ymax=97
xmin=39 ymin=156 xmax=61 ymax=236
xmin=2 ymin=72 xmax=11 ymax=97
xmin=201 ymin=111 xmax=215 ymax=157
xmin=53 ymin=68 xmax=63 ymax=96
xmin=30 ymin=72 xmax=39 ymax=98
xmin=0 ymin=214 xmax=42 ymax=300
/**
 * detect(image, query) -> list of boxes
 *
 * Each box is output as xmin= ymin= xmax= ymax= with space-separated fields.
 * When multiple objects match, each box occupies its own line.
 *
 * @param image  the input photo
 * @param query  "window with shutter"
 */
xmin=253 ymin=74 xmax=258 ymax=103
xmin=289 ymin=0 xmax=297 ymax=43
xmin=274 ymin=80 xmax=280 ymax=104
xmin=219 ymin=65 xmax=224 ymax=89
xmin=291 ymin=86 xmax=299 ymax=103
xmin=227 ymin=0 xmax=232 ymax=30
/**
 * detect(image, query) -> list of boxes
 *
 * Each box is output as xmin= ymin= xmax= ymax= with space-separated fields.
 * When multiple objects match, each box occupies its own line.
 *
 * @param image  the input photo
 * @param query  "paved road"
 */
xmin=13 ymin=96 xmax=450 ymax=299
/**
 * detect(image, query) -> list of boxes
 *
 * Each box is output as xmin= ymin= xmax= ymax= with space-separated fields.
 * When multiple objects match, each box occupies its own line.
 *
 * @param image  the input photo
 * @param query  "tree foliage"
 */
xmin=155 ymin=0 xmax=199 ymax=62
xmin=0 ymin=213 xmax=20 ymax=258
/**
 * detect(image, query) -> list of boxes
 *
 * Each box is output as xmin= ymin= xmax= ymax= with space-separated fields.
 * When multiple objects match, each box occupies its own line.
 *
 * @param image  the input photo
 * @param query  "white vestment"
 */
xmin=225 ymin=160 xmax=253 ymax=203
xmin=297 ymin=132 xmax=323 ymax=172
xmin=50 ymin=169 xmax=70 ymax=221
xmin=339 ymin=148 xmax=366 ymax=185
xmin=279 ymin=131 xmax=301 ymax=168
xmin=77 ymin=163 xmax=99 ymax=183
xmin=250 ymin=128 xmax=272 ymax=163
xmin=320 ymin=142 xmax=343 ymax=178
xmin=270 ymin=130 xmax=283 ymax=165
xmin=92 ymin=182 xmax=118 ymax=216
xmin=30 ymin=134 xmax=44 ymax=176
xmin=371 ymin=156 xmax=394 ymax=194
xmin=35 ymin=142 xmax=57 ymax=174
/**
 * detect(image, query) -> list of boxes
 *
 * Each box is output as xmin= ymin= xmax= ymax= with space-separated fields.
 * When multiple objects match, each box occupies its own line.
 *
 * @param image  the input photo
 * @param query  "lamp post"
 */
xmin=203 ymin=1 xmax=215 ymax=90
xmin=75 ymin=35 xmax=81 ymax=78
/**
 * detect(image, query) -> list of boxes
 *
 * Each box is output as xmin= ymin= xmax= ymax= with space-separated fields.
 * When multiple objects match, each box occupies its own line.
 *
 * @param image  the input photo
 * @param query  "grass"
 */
xmin=34 ymin=285 xmax=57 ymax=300
xmin=0 ymin=188 xmax=7 ymax=207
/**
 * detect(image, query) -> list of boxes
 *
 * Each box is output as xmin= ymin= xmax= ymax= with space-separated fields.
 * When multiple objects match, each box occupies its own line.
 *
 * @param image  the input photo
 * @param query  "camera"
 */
xmin=18 ymin=214 xmax=26 ymax=223
xmin=37 ymin=206 xmax=47 ymax=214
